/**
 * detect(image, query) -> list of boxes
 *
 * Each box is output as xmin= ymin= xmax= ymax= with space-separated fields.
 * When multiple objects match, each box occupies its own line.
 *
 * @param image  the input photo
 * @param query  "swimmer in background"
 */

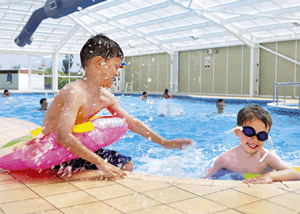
xmin=39 ymin=98 xmax=48 ymax=111
xmin=202 ymin=99 xmax=228 ymax=115
xmin=215 ymin=99 xmax=226 ymax=114
xmin=162 ymin=88 xmax=172 ymax=98
xmin=140 ymin=91 xmax=147 ymax=100
xmin=2 ymin=89 xmax=10 ymax=97
xmin=204 ymin=104 xmax=300 ymax=184
xmin=26 ymin=34 xmax=192 ymax=179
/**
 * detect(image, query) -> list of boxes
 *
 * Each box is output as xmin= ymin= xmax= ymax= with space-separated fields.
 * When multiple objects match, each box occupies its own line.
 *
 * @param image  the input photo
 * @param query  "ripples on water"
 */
xmin=1 ymin=93 xmax=300 ymax=178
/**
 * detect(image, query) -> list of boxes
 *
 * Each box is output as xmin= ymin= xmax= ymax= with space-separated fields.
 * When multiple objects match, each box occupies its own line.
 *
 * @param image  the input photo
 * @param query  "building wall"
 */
xmin=178 ymin=45 xmax=250 ymax=95
xmin=260 ymin=40 xmax=300 ymax=97
xmin=124 ymin=40 xmax=300 ymax=97
xmin=124 ymin=53 xmax=170 ymax=93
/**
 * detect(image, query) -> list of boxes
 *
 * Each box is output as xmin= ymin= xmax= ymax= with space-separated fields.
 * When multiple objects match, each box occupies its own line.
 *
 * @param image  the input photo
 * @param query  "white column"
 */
xmin=28 ymin=54 xmax=32 ymax=90
xmin=52 ymin=53 xmax=58 ymax=93
xmin=170 ymin=51 xmax=179 ymax=93
xmin=249 ymin=46 xmax=260 ymax=97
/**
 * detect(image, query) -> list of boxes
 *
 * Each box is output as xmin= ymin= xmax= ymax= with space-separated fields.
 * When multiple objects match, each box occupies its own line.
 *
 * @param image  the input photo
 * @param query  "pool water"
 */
xmin=1 ymin=93 xmax=300 ymax=178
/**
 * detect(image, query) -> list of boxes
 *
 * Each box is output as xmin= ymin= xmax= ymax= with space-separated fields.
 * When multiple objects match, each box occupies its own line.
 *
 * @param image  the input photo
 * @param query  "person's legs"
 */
xmin=54 ymin=148 xmax=133 ymax=174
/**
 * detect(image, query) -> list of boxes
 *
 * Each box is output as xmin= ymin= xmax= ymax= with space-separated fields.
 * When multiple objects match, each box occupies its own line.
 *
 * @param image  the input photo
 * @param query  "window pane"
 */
xmin=44 ymin=77 xmax=52 ymax=90
xmin=58 ymin=77 xmax=69 ymax=90
xmin=70 ymin=77 xmax=81 ymax=82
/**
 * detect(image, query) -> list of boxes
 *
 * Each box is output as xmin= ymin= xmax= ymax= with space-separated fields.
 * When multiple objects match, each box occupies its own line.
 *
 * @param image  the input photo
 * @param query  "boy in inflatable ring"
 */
xmin=26 ymin=34 xmax=192 ymax=179
xmin=204 ymin=105 xmax=300 ymax=184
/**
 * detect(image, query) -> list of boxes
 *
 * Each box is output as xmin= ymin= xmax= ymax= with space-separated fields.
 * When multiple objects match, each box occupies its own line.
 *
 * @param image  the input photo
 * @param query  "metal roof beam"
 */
xmin=202 ymin=0 xmax=270 ymax=10
xmin=75 ymin=8 xmax=173 ymax=54
xmin=246 ymin=23 xmax=294 ymax=32
xmin=147 ymin=22 xmax=213 ymax=36
xmin=192 ymin=8 xmax=300 ymax=22
xmin=110 ymin=1 xmax=173 ymax=20
xmin=0 ymin=0 xmax=23 ymax=6
xmin=79 ymin=0 xmax=133 ymax=14
xmin=54 ymin=24 xmax=80 ymax=53
xmin=171 ymin=0 xmax=255 ymax=48
xmin=1 ymin=18 xmax=75 ymax=29
xmin=68 ymin=14 xmax=97 ymax=36
xmin=225 ymin=6 xmax=300 ymax=23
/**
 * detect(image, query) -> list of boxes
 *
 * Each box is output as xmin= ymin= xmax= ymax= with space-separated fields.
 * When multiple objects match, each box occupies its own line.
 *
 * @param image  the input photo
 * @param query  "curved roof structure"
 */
xmin=1 ymin=0 xmax=300 ymax=56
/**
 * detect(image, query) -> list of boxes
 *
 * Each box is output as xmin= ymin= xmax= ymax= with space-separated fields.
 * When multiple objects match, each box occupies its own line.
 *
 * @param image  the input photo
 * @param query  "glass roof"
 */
xmin=0 ymin=0 xmax=299 ymax=56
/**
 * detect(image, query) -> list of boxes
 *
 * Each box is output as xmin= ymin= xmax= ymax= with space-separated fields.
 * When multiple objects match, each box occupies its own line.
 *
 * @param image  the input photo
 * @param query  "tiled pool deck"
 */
xmin=1 ymin=96 xmax=300 ymax=214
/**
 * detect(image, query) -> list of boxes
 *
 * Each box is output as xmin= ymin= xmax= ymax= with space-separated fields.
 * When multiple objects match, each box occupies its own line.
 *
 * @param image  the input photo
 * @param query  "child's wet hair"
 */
xmin=237 ymin=104 xmax=273 ymax=131
xmin=80 ymin=34 xmax=124 ymax=69
xmin=40 ymin=98 xmax=47 ymax=104
xmin=217 ymin=99 xmax=224 ymax=104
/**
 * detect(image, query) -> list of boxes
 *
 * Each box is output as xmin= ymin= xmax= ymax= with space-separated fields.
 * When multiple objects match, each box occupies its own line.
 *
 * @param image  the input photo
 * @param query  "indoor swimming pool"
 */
xmin=1 ymin=93 xmax=300 ymax=179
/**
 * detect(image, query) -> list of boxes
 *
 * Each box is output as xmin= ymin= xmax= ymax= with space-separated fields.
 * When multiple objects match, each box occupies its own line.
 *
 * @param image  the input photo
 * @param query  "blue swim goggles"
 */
xmin=227 ymin=126 xmax=273 ymax=163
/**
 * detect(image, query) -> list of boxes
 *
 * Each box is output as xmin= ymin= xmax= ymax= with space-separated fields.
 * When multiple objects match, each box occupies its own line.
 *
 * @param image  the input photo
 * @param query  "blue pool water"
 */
xmin=1 ymin=93 xmax=300 ymax=178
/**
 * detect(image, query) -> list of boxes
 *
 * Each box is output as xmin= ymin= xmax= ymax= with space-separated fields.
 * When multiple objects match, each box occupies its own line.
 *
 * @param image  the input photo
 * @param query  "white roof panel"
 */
xmin=0 ymin=0 xmax=299 ymax=55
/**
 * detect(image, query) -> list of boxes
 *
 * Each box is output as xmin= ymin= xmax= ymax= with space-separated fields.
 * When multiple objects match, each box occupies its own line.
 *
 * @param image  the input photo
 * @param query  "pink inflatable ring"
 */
xmin=0 ymin=116 xmax=128 ymax=170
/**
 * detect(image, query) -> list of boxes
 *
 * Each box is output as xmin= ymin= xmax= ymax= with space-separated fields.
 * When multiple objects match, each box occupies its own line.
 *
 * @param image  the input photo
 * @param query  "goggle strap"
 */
xmin=258 ymin=135 xmax=273 ymax=163
xmin=226 ymin=126 xmax=243 ymax=134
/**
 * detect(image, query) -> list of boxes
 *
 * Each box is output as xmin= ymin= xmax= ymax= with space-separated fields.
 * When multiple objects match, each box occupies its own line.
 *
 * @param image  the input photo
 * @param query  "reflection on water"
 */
xmin=1 ymin=94 xmax=300 ymax=178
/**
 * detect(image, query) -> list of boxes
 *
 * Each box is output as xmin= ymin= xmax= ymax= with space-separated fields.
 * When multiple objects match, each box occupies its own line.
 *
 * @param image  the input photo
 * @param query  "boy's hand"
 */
xmin=243 ymin=173 xmax=273 ymax=184
xmin=162 ymin=139 xmax=193 ymax=149
xmin=95 ymin=162 xmax=127 ymax=179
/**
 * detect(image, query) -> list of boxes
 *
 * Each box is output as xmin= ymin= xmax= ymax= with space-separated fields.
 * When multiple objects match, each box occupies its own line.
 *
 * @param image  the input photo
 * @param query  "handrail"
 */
xmin=273 ymin=83 xmax=300 ymax=108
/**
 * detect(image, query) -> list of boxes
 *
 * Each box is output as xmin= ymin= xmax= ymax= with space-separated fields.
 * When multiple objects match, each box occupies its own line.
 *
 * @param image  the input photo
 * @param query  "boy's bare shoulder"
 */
xmin=59 ymin=81 xmax=85 ymax=97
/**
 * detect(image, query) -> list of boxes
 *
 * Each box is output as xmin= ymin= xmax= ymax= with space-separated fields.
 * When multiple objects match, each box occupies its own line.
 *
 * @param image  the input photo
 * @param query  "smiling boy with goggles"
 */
xmin=227 ymin=125 xmax=272 ymax=162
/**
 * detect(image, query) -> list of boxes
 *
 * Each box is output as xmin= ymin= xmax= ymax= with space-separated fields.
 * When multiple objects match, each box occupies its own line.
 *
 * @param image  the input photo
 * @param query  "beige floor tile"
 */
xmin=169 ymin=197 xmax=227 ymax=214
xmin=0 ymin=173 xmax=16 ymax=181
xmin=140 ymin=175 xmax=180 ymax=183
xmin=266 ymin=192 xmax=300 ymax=212
xmin=85 ymin=184 xmax=135 ymax=200
xmin=60 ymin=201 xmax=122 ymax=214
xmin=129 ymin=205 xmax=183 ymax=214
xmin=0 ymin=198 xmax=55 ymax=214
xmin=214 ymin=209 xmax=243 ymax=214
xmin=30 ymin=182 xmax=80 ymax=196
xmin=30 ymin=210 xmax=62 ymax=214
xmin=0 ymin=188 xmax=40 ymax=203
xmin=145 ymin=186 xmax=197 ymax=204
xmin=211 ymin=180 xmax=250 ymax=187
xmin=278 ymin=187 xmax=300 ymax=193
xmin=43 ymin=190 xmax=98 ymax=209
xmin=0 ymin=169 xmax=16 ymax=181
xmin=62 ymin=170 xmax=102 ymax=181
xmin=173 ymin=178 xmax=214 ymax=186
xmin=281 ymin=181 xmax=300 ymax=188
xmin=70 ymin=176 xmax=115 ymax=190
xmin=126 ymin=172 xmax=150 ymax=179
xmin=176 ymin=184 xmax=229 ymax=196
xmin=104 ymin=193 xmax=162 ymax=213
xmin=233 ymin=186 xmax=287 ymax=199
xmin=115 ymin=178 xmax=171 ymax=192
xmin=0 ymin=179 xmax=27 ymax=191
xmin=203 ymin=189 xmax=260 ymax=208
xmin=236 ymin=200 xmax=298 ymax=214
xmin=9 ymin=170 xmax=64 ymax=187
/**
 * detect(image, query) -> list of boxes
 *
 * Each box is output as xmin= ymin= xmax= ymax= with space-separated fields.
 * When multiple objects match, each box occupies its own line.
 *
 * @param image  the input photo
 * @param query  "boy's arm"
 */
xmin=243 ymin=153 xmax=300 ymax=184
xmin=56 ymin=88 xmax=126 ymax=179
xmin=203 ymin=155 xmax=225 ymax=179
xmin=107 ymin=102 xmax=192 ymax=149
